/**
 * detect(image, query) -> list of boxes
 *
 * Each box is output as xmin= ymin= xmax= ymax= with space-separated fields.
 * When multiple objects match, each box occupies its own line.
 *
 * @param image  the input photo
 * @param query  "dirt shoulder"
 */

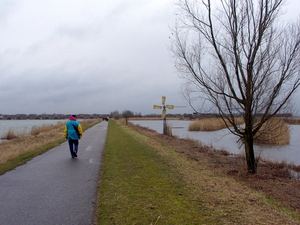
xmin=128 ymin=122 xmax=300 ymax=215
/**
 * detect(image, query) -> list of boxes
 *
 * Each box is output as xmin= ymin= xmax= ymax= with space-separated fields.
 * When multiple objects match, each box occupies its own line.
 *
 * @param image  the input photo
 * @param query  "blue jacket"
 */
xmin=64 ymin=120 xmax=83 ymax=140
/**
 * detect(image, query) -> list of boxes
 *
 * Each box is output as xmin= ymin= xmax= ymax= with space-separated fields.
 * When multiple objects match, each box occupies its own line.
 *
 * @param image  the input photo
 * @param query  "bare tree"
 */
xmin=122 ymin=110 xmax=134 ymax=126
xmin=110 ymin=110 xmax=121 ymax=120
xmin=172 ymin=0 xmax=300 ymax=173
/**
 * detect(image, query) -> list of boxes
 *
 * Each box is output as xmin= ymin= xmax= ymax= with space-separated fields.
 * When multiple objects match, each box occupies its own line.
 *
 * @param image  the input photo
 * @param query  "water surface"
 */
xmin=131 ymin=120 xmax=300 ymax=166
xmin=0 ymin=120 xmax=66 ymax=139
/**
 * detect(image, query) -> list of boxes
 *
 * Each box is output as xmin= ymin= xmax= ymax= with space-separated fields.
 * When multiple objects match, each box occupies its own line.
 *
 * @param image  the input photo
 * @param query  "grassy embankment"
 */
xmin=96 ymin=120 xmax=300 ymax=224
xmin=0 ymin=119 xmax=101 ymax=175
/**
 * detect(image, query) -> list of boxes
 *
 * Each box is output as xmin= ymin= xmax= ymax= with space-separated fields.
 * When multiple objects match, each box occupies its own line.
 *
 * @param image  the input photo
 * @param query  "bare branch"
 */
xmin=172 ymin=0 xmax=300 ymax=173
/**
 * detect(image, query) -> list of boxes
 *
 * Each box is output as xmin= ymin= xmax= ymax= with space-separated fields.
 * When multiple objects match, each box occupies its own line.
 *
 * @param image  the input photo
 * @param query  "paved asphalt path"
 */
xmin=0 ymin=121 xmax=108 ymax=225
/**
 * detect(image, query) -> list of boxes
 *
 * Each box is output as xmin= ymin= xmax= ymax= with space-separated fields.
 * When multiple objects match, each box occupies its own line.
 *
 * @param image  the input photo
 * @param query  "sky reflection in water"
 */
xmin=131 ymin=120 xmax=300 ymax=166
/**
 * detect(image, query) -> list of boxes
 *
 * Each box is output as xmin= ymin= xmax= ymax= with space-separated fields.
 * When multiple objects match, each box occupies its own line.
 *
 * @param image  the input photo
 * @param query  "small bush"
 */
xmin=2 ymin=129 xmax=18 ymax=140
xmin=254 ymin=118 xmax=290 ymax=145
xmin=188 ymin=117 xmax=244 ymax=131
xmin=166 ymin=124 xmax=172 ymax=136
xmin=30 ymin=126 xmax=41 ymax=136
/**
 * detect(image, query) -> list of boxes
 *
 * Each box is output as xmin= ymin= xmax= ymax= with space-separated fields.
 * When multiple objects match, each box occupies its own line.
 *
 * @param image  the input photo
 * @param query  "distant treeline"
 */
xmin=0 ymin=113 xmax=107 ymax=120
xmin=1 ymin=112 xmax=293 ymax=120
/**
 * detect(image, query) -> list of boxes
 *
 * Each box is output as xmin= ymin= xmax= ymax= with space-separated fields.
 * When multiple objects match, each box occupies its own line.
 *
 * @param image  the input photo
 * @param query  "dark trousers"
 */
xmin=68 ymin=139 xmax=79 ymax=157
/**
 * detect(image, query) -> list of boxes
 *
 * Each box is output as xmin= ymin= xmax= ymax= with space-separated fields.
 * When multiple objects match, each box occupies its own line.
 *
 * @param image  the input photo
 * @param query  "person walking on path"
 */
xmin=64 ymin=115 xmax=83 ymax=158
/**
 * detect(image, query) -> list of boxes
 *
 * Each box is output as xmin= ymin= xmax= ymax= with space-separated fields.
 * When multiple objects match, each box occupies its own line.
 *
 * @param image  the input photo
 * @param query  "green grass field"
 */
xmin=96 ymin=120 xmax=218 ymax=224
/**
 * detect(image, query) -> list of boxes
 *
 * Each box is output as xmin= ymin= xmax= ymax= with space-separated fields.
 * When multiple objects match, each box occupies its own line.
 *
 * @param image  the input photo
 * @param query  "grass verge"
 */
xmin=96 ymin=120 xmax=300 ymax=224
xmin=97 ymin=120 xmax=214 ymax=224
xmin=0 ymin=119 xmax=101 ymax=175
xmin=0 ymin=138 xmax=66 ymax=175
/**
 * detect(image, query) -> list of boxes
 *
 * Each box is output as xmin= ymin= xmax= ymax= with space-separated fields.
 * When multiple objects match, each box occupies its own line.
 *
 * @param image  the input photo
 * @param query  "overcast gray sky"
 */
xmin=0 ymin=0 xmax=299 ymax=115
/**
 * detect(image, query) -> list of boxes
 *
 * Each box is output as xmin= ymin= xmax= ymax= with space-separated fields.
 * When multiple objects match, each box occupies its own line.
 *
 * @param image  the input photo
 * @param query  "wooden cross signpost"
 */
xmin=153 ymin=96 xmax=174 ymax=135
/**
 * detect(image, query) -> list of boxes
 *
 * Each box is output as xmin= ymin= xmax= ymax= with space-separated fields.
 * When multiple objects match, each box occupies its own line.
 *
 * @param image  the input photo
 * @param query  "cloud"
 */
xmin=0 ymin=0 xmax=298 ymax=115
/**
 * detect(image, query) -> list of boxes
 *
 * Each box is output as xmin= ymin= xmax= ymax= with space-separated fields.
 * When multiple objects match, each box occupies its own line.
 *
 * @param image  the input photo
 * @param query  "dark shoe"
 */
xmin=73 ymin=151 xmax=77 ymax=157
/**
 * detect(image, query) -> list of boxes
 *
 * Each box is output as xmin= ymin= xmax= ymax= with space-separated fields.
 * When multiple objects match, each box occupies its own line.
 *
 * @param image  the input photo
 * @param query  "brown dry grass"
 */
xmin=254 ymin=117 xmax=290 ymax=145
xmin=3 ymin=129 xmax=19 ymax=140
xmin=283 ymin=117 xmax=300 ymax=125
xmin=1 ymin=122 xmax=66 ymax=139
xmin=127 ymin=122 xmax=300 ymax=219
xmin=129 ymin=117 xmax=185 ymax=120
xmin=0 ymin=119 xmax=99 ymax=165
xmin=188 ymin=117 xmax=290 ymax=146
xmin=30 ymin=122 xmax=65 ymax=136
xmin=0 ymin=124 xmax=65 ymax=165
xmin=188 ymin=117 xmax=244 ymax=131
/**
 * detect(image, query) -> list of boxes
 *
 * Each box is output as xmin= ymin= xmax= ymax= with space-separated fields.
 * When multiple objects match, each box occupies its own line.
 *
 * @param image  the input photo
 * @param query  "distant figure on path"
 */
xmin=64 ymin=115 xmax=83 ymax=158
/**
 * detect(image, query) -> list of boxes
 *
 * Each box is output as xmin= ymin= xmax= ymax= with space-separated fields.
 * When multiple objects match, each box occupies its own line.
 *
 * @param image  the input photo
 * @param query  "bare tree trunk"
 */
xmin=172 ymin=0 xmax=300 ymax=174
xmin=244 ymin=134 xmax=257 ymax=173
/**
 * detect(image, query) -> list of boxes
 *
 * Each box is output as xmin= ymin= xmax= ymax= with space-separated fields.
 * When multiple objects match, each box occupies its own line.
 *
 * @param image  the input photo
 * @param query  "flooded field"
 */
xmin=0 ymin=120 xmax=66 ymax=140
xmin=131 ymin=120 xmax=300 ymax=166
